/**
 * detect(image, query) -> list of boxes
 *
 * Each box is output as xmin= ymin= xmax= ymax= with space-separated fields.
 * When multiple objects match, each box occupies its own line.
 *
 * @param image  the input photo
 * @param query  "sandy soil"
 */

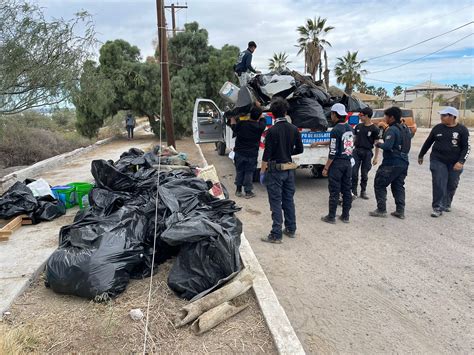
xmin=200 ymin=129 xmax=473 ymax=354
xmin=0 ymin=129 xmax=275 ymax=354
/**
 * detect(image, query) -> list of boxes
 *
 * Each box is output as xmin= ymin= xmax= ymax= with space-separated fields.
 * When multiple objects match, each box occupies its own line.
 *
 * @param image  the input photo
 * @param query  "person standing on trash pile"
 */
xmin=370 ymin=106 xmax=411 ymax=220
xmin=234 ymin=41 xmax=260 ymax=87
xmin=260 ymin=97 xmax=303 ymax=244
xmin=230 ymin=105 xmax=266 ymax=199
xmin=418 ymin=107 xmax=470 ymax=218
xmin=125 ymin=112 xmax=136 ymax=140
xmin=351 ymin=106 xmax=381 ymax=200
xmin=319 ymin=103 xmax=354 ymax=224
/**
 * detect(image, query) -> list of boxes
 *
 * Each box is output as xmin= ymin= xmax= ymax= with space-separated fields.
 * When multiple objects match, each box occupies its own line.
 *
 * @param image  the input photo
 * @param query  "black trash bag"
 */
xmin=158 ymin=177 xmax=242 ymax=299
xmin=0 ymin=181 xmax=38 ymax=219
xmin=288 ymin=97 xmax=328 ymax=130
xmin=292 ymin=84 xmax=331 ymax=105
xmin=338 ymin=95 xmax=368 ymax=112
xmin=29 ymin=195 xmax=66 ymax=224
xmin=45 ymin=206 xmax=153 ymax=299
xmin=164 ymin=213 xmax=242 ymax=300
xmin=91 ymin=159 xmax=158 ymax=193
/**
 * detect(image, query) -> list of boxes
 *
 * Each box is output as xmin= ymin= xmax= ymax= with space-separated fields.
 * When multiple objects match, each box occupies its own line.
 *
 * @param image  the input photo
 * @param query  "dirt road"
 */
xmin=200 ymin=129 xmax=473 ymax=354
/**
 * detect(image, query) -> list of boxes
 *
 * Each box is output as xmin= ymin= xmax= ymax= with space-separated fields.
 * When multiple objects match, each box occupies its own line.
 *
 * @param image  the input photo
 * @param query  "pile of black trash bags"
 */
xmin=45 ymin=147 xmax=242 ymax=300
xmin=0 ymin=181 xmax=66 ymax=224
xmin=227 ymin=71 xmax=367 ymax=131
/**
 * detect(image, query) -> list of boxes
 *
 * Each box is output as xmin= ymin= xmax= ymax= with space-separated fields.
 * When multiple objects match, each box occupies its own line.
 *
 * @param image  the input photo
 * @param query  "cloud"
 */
xmin=36 ymin=0 xmax=474 ymax=89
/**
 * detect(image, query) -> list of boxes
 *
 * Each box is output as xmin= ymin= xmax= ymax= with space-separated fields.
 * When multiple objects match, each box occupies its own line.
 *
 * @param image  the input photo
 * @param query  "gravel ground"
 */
xmin=201 ymin=129 xmax=473 ymax=354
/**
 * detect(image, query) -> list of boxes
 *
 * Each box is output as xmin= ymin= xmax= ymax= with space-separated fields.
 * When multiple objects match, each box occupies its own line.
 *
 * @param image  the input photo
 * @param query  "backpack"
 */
xmin=394 ymin=123 xmax=411 ymax=154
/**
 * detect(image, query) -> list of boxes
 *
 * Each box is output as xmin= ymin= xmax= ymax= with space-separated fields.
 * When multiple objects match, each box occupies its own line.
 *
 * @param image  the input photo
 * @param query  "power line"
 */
xmin=368 ymin=33 xmax=473 ymax=74
xmin=365 ymin=21 xmax=473 ymax=62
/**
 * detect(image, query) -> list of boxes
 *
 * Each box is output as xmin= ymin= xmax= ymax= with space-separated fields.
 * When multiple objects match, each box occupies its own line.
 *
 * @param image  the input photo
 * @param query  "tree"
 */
xmin=376 ymin=87 xmax=388 ymax=99
xmin=0 ymin=0 xmax=96 ymax=114
xmin=268 ymin=52 xmax=291 ymax=72
xmin=74 ymin=23 xmax=237 ymax=139
xmin=73 ymin=60 xmax=116 ymax=138
xmin=393 ymin=86 xmax=403 ymax=97
xmin=356 ymin=81 xmax=368 ymax=93
xmin=334 ymin=51 xmax=367 ymax=96
xmin=296 ymin=17 xmax=334 ymax=86
xmin=366 ymin=86 xmax=376 ymax=96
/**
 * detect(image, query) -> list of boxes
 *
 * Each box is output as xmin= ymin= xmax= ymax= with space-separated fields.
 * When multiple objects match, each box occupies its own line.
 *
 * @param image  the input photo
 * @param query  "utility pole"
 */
xmin=156 ymin=0 xmax=175 ymax=148
xmin=164 ymin=3 xmax=188 ymax=37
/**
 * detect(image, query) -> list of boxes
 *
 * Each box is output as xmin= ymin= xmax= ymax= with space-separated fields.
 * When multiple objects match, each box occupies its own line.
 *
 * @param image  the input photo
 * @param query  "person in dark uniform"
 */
xmin=352 ymin=107 xmax=381 ymax=200
xmin=370 ymin=106 xmax=411 ymax=219
xmin=234 ymin=41 xmax=259 ymax=87
xmin=230 ymin=105 xmax=266 ymax=198
xmin=260 ymin=97 xmax=303 ymax=243
xmin=321 ymin=103 xmax=354 ymax=224
xmin=418 ymin=107 xmax=470 ymax=217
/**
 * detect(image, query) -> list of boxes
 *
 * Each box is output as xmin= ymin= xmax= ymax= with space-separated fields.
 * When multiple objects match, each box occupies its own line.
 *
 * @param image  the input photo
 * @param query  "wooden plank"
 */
xmin=0 ymin=215 xmax=29 ymax=242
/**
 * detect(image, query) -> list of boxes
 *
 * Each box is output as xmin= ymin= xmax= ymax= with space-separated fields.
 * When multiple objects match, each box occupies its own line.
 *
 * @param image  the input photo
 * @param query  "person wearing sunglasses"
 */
xmin=418 ymin=107 xmax=470 ymax=217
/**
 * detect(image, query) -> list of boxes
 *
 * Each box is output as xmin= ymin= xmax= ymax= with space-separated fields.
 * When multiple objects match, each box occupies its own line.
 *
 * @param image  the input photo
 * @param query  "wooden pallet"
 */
xmin=0 ymin=215 xmax=32 ymax=242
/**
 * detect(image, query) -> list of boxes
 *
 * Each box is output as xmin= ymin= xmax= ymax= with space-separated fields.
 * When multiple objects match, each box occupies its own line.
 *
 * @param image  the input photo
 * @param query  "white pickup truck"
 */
xmin=192 ymin=98 xmax=335 ymax=178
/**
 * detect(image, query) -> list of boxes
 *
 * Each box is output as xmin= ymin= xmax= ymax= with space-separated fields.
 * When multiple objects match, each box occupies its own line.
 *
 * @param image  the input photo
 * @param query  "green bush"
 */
xmin=0 ymin=113 xmax=94 ymax=168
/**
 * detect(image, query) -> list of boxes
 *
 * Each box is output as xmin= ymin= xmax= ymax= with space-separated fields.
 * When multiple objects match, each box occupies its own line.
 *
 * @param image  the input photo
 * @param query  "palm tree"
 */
xmin=268 ymin=52 xmax=291 ymax=72
xmin=393 ymin=85 xmax=403 ymax=97
xmin=376 ymin=87 xmax=388 ymax=99
xmin=334 ymin=51 xmax=367 ymax=96
xmin=356 ymin=81 xmax=368 ymax=93
xmin=296 ymin=17 xmax=334 ymax=86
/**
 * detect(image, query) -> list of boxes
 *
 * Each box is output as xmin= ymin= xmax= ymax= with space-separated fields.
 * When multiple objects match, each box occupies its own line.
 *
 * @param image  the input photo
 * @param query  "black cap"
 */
xmin=360 ymin=107 xmax=373 ymax=118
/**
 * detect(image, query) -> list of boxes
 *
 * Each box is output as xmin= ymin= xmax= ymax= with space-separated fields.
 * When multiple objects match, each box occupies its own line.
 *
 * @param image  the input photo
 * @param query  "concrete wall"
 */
xmin=405 ymin=97 xmax=474 ymax=127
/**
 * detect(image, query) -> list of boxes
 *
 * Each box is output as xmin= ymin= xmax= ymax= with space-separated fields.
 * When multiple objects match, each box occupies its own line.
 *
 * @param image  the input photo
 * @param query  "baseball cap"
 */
xmin=438 ymin=107 xmax=458 ymax=117
xmin=331 ymin=103 xmax=348 ymax=116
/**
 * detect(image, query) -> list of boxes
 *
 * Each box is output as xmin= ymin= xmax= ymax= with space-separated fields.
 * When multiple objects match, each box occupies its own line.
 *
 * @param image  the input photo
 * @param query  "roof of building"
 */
xmin=353 ymin=92 xmax=380 ymax=101
xmin=406 ymin=81 xmax=451 ymax=92
xmin=393 ymin=90 xmax=461 ymax=102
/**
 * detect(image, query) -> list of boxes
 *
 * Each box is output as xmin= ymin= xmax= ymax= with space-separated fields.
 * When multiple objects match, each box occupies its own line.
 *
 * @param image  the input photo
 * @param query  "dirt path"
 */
xmin=1 ymin=129 xmax=275 ymax=353
xmin=200 ymin=130 xmax=473 ymax=354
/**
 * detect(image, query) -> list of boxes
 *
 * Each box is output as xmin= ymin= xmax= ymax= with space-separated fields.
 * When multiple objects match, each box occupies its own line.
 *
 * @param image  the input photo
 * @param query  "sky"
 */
xmin=37 ymin=0 xmax=474 ymax=95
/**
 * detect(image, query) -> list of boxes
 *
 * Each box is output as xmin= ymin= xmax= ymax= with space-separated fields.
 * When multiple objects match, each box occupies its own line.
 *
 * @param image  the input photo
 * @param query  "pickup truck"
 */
xmin=192 ymin=98 xmax=337 ymax=178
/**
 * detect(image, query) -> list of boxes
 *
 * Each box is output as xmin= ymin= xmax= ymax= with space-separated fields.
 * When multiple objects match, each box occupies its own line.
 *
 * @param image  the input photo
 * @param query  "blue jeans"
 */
xmin=265 ymin=170 xmax=296 ymax=239
xmin=234 ymin=153 xmax=257 ymax=193
xmin=430 ymin=159 xmax=462 ymax=211
xmin=126 ymin=126 xmax=134 ymax=139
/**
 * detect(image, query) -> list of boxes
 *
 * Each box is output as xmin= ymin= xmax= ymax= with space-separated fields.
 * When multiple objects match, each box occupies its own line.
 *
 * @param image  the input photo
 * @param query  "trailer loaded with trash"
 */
xmin=193 ymin=70 xmax=367 ymax=177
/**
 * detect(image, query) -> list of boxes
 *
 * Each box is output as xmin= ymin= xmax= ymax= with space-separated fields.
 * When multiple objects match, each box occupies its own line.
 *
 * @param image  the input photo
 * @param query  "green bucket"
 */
xmin=51 ymin=185 xmax=76 ymax=209
xmin=68 ymin=182 xmax=94 ymax=209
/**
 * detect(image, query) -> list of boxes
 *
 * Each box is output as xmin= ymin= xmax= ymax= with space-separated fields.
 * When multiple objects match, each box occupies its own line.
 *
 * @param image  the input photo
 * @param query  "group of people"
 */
xmin=231 ymin=96 xmax=470 ymax=244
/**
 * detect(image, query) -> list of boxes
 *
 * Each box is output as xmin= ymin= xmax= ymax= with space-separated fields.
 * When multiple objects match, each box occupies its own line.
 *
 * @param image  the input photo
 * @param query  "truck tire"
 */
xmin=217 ymin=141 xmax=226 ymax=156
xmin=311 ymin=165 xmax=325 ymax=178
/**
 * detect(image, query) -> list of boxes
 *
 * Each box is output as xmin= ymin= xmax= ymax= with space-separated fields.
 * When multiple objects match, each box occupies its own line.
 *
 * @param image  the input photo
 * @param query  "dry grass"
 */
xmin=1 ymin=261 xmax=275 ymax=354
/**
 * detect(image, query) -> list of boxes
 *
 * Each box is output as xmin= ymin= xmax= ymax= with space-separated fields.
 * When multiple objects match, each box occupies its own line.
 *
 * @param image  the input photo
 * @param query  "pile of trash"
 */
xmin=0 ymin=179 xmax=66 ymax=224
xmin=45 ymin=146 xmax=242 ymax=300
xmin=222 ymin=70 xmax=367 ymax=131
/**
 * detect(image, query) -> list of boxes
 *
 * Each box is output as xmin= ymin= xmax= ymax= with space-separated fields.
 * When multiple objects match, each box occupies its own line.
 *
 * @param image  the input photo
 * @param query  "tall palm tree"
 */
xmin=296 ymin=17 xmax=334 ymax=85
xmin=268 ymin=52 xmax=291 ymax=72
xmin=393 ymin=85 xmax=403 ymax=97
xmin=357 ymin=81 xmax=368 ymax=93
xmin=334 ymin=51 xmax=367 ymax=96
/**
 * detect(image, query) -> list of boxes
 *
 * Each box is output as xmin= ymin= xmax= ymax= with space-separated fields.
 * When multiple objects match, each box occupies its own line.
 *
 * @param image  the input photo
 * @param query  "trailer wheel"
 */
xmin=217 ymin=141 xmax=226 ymax=156
xmin=311 ymin=165 xmax=325 ymax=178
